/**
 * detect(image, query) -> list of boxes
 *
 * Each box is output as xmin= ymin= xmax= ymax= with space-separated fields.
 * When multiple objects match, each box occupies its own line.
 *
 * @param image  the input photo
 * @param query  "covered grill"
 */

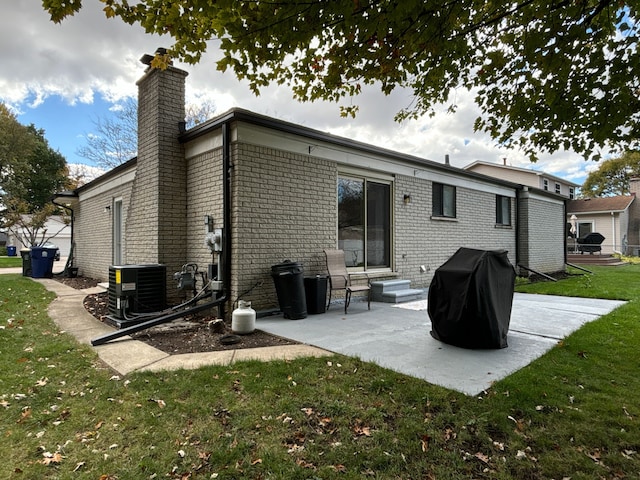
xmin=577 ymin=232 xmax=605 ymax=254
xmin=428 ymin=248 xmax=516 ymax=349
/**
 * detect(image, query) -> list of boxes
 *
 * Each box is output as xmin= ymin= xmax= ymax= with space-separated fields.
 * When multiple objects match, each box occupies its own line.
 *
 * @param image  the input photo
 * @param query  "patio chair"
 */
xmin=324 ymin=249 xmax=371 ymax=314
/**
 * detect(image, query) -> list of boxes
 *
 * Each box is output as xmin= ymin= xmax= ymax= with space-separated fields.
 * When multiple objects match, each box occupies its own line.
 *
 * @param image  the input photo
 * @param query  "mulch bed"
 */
xmin=54 ymin=276 xmax=299 ymax=354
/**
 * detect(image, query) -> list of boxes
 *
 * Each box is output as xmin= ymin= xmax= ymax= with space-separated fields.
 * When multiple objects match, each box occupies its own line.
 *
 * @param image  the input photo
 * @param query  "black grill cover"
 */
xmin=428 ymin=248 xmax=516 ymax=349
xmin=577 ymin=232 xmax=605 ymax=245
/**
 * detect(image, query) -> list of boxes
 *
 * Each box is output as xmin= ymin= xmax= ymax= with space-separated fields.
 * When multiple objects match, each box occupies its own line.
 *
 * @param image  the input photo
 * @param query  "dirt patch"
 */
xmin=55 ymin=276 xmax=299 ymax=354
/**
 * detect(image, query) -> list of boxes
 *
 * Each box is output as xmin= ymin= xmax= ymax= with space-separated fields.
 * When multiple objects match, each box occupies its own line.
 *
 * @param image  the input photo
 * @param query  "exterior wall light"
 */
xmin=104 ymin=205 xmax=111 ymax=213
xmin=403 ymin=194 xmax=412 ymax=205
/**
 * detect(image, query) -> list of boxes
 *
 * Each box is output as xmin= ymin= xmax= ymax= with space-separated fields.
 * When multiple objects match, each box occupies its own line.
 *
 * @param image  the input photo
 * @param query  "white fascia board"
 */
xmin=520 ymin=188 xmax=565 ymax=205
xmin=184 ymin=129 xmax=225 ymax=159
xmin=233 ymin=123 xmax=517 ymax=197
xmin=567 ymin=209 xmax=628 ymax=215
xmin=78 ymin=169 xmax=136 ymax=202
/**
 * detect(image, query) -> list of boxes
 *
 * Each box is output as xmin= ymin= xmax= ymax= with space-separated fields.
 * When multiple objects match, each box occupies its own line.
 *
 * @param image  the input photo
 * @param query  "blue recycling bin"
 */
xmin=30 ymin=246 xmax=57 ymax=278
xmin=7 ymin=246 xmax=17 ymax=257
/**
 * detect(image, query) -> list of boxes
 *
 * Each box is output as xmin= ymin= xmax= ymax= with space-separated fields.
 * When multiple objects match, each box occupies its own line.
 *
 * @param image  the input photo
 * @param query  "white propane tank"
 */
xmin=231 ymin=300 xmax=256 ymax=334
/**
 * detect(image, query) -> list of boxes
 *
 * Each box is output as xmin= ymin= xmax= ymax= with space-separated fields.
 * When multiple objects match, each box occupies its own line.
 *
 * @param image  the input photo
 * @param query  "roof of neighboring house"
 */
xmin=567 ymin=195 xmax=635 ymax=214
xmin=463 ymin=160 xmax=581 ymax=188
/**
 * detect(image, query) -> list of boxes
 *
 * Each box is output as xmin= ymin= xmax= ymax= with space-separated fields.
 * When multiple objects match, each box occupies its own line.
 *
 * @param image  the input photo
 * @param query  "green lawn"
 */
xmin=1 ymin=266 xmax=639 ymax=479
xmin=0 ymin=257 xmax=22 ymax=268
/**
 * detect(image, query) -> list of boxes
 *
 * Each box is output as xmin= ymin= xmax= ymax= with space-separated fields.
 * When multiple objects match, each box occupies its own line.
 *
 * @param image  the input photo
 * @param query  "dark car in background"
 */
xmin=41 ymin=243 xmax=61 ymax=261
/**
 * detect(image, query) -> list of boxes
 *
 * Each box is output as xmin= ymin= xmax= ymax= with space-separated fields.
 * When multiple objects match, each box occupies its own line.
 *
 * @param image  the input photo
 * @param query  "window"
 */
xmin=578 ymin=222 xmax=593 ymax=238
xmin=569 ymin=187 xmax=575 ymax=199
xmin=555 ymin=183 xmax=561 ymax=194
xmin=432 ymin=183 xmax=456 ymax=218
xmin=338 ymin=176 xmax=391 ymax=269
xmin=496 ymin=195 xmax=511 ymax=226
xmin=543 ymin=179 xmax=549 ymax=191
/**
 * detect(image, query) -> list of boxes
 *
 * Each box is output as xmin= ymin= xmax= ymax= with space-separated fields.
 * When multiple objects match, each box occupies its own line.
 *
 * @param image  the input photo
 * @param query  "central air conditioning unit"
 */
xmin=108 ymin=264 xmax=167 ymax=325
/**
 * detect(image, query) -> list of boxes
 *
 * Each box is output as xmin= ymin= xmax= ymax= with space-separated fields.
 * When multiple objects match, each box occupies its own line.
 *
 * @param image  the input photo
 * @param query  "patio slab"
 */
xmin=257 ymin=292 xmax=625 ymax=396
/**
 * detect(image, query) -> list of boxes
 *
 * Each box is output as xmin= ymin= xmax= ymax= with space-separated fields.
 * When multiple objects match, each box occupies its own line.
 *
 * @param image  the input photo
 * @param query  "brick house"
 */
xmin=54 ymin=57 xmax=567 ymax=317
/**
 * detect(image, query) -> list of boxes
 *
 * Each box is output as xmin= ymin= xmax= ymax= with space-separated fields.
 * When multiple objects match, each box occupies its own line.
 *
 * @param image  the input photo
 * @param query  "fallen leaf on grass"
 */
xmin=17 ymin=407 xmax=31 ymax=423
xmin=296 ymin=458 xmax=316 ymax=469
xmin=41 ymin=451 xmax=63 ymax=465
xmin=353 ymin=424 xmax=372 ymax=437
xmin=475 ymin=452 xmax=490 ymax=463
xmin=421 ymin=434 xmax=431 ymax=452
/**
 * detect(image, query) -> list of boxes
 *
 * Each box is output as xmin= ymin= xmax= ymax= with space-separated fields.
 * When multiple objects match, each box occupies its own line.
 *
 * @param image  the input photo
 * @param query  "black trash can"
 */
xmin=20 ymin=249 xmax=32 ymax=277
xmin=304 ymin=275 xmax=328 ymax=314
xmin=271 ymin=260 xmax=307 ymax=319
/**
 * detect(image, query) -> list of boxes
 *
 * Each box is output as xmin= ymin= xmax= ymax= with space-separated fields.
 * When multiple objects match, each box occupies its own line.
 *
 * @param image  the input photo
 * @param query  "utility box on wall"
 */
xmin=108 ymin=264 xmax=167 ymax=321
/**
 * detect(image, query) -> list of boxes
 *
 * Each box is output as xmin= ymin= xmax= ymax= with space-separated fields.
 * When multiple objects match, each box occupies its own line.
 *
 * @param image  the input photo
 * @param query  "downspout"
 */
xmin=563 ymin=200 xmax=568 ymax=265
xmin=51 ymin=194 xmax=76 ymax=273
xmin=514 ymin=185 xmax=521 ymax=271
xmin=221 ymin=121 xmax=233 ymax=319
xmin=611 ymin=211 xmax=616 ymax=253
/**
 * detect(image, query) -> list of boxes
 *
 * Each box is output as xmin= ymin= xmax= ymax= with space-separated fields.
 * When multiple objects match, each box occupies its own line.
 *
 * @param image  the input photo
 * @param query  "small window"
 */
xmin=432 ymin=183 xmax=456 ymax=218
xmin=555 ymin=183 xmax=561 ymax=194
xmin=569 ymin=187 xmax=575 ymax=199
xmin=496 ymin=195 xmax=511 ymax=226
xmin=543 ymin=179 xmax=549 ymax=191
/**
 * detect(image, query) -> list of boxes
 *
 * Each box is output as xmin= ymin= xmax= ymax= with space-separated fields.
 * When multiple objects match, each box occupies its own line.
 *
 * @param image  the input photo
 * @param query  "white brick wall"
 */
xmin=518 ymin=193 xmax=565 ymax=273
xmin=395 ymin=175 xmax=517 ymax=288
xmin=74 ymin=179 xmax=134 ymax=281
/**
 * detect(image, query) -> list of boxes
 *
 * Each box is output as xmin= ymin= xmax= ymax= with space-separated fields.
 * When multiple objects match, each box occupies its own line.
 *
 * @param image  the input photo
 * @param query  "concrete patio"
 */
xmin=257 ymin=293 xmax=625 ymax=395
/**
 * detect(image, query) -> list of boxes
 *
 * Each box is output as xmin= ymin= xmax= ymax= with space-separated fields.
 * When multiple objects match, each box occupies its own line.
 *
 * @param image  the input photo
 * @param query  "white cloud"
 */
xmin=2 ymin=0 xmax=604 ymax=186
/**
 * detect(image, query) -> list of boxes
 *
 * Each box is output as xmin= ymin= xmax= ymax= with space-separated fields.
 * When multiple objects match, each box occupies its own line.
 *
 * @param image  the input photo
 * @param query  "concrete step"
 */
xmin=371 ymin=280 xmax=411 ymax=301
xmin=381 ymin=288 xmax=427 ymax=304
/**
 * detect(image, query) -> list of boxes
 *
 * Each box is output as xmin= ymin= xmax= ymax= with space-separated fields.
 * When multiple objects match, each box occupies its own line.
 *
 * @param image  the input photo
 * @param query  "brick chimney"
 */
xmin=125 ymin=50 xmax=188 ymax=293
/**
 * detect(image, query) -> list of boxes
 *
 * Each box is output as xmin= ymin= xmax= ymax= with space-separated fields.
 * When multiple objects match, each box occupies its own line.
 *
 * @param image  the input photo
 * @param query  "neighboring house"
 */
xmin=566 ymin=179 xmax=640 ymax=255
xmin=464 ymin=160 xmax=580 ymax=199
xmin=5 ymin=215 xmax=72 ymax=256
xmin=54 ymin=55 xmax=568 ymax=317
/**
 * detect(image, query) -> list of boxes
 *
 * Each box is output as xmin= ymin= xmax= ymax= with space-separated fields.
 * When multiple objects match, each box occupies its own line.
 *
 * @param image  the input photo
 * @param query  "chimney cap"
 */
xmin=140 ymin=53 xmax=154 ymax=65
xmin=140 ymin=48 xmax=170 ymax=66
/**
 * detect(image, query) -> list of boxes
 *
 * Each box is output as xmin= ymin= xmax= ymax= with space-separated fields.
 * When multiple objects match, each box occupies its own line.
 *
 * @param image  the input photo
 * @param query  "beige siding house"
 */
xmin=464 ymin=161 xmax=580 ymax=199
xmin=566 ymin=188 xmax=640 ymax=255
xmin=54 ymin=57 xmax=568 ymax=317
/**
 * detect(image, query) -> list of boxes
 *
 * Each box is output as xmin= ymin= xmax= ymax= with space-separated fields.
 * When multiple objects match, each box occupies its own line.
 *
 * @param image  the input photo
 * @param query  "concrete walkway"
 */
xmin=3 ymin=270 xmax=625 ymax=396
xmin=35 ymin=278 xmax=332 ymax=376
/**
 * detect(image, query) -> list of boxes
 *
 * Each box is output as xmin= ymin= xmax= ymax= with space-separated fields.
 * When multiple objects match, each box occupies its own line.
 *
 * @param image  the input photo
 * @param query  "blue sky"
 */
xmin=17 ymin=96 xmax=116 ymax=167
xmin=2 ymin=1 xmax=601 ymax=185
